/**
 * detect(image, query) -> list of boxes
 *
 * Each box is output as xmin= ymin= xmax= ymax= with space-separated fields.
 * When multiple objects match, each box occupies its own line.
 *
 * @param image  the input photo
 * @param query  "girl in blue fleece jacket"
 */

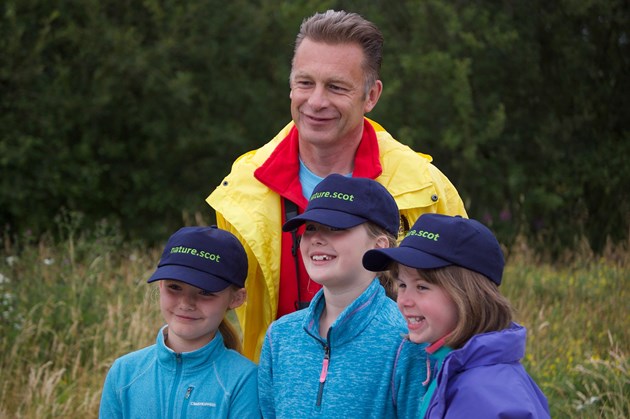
xmin=99 ymin=226 xmax=260 ymax=418
xmin=258 ymin=174 xmax=427 ymax=418
xmin=364 ymin=214 xmax=550 ymax=418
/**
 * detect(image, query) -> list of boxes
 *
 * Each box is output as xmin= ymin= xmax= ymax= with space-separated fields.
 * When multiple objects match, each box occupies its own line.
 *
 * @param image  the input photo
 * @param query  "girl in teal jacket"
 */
xmin=99 ymin=226 xmax=260 ymax=418
xmin=258 ymin=175 xmax=426 ymax=417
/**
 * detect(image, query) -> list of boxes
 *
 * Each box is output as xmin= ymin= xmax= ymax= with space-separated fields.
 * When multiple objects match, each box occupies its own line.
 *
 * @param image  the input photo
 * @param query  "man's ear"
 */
xmin=364 ymin=80 xmax=383 ymax=113
xmin=229 ymin=288 xmax=247 ymax=309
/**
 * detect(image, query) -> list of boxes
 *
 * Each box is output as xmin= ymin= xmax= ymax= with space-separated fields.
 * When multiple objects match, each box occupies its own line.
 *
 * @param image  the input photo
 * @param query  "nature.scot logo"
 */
xmin=170 ymin=246 xmax=222 ymax=262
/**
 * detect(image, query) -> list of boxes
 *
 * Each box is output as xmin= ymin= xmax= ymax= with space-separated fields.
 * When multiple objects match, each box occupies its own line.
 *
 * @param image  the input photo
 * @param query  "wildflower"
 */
xmin=0 ymin=273 xmax=10 ymax=284
xmin=575 ymin=396 xmax=600 ymax=411
xmin=6 ymin=256 xmax=18 ymax=266
xmin=43 ymin=258 xmax=55 ymax=266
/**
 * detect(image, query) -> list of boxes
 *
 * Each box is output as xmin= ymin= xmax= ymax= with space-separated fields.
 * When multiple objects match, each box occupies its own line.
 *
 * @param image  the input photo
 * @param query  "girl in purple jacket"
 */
xmin=363 ymin=214 xmax=551 ymax=418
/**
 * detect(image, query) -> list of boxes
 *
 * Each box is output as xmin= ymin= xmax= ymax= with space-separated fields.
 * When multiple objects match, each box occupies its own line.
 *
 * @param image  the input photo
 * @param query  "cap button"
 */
xmin=431 ymin=194 xmax=438 ymax=202
xmin=222 ymin=181 xmax=228 ymax=186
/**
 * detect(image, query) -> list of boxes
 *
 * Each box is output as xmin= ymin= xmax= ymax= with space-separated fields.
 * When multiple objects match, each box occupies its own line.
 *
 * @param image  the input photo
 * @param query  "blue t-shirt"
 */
xmin=299 ymin=159 xmax=352 ymax=200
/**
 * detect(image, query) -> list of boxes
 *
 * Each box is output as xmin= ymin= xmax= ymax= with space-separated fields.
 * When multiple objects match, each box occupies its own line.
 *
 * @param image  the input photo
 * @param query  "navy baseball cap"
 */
xmin=147 ymin=226 xmax=248 ymax=292
xmin=363 ymin=214 xmax=504 ymax=285
xmin=282 ymin=174 xmax=399 ymax=236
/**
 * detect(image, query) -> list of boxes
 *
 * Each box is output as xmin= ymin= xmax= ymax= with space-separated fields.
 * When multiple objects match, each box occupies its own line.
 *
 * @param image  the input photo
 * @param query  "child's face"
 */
xmin=158 ymin=280 xmax=244 ymax=353
xmin=396 ymin=265 xmax=458 ymax=344
xmin=300 ymin=222 xmax=385 ymax=290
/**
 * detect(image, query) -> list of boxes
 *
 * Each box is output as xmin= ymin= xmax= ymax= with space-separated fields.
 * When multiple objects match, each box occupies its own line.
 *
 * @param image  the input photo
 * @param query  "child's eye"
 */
xmin=303 ymin=223 xmax=346 ymax=234
xmin=199 ymin=290 xmax=215 ymax=297
xmin=167 ymin=283 xmax=182 ymax=291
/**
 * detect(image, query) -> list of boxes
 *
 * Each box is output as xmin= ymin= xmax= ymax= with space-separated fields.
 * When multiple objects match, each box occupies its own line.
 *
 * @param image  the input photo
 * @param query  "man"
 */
xmin=206 ymin=10 xmax=467 ymax=361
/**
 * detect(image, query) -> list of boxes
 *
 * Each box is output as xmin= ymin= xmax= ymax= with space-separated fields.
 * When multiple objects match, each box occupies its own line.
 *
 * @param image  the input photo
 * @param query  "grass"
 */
xmin=0 ymin=221 xmax=628 ymax=418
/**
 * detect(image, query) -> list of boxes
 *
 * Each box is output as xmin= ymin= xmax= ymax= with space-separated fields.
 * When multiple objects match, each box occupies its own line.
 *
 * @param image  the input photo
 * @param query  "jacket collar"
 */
xmin=439 ymin=322 xmax=526 ymax=373
xmin=254 ymin=119 xmax=383 ymax=206
xmin=156 ymin=325 xmax=226 ymax=370
xmin=427 ymin=322 xmax=527 ymax=416
xmin=302 ymin=278 xmax=386 ymax=347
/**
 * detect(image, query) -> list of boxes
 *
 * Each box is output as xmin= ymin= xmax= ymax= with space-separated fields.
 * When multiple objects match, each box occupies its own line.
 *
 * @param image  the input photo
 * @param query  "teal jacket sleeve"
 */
xmin=257 ymin=326 xmax=276 ymax=419
xmin=392 ymin=339 xmax=429 ymax=418
xmin=98 ymin=359 xmax=123 ymax=419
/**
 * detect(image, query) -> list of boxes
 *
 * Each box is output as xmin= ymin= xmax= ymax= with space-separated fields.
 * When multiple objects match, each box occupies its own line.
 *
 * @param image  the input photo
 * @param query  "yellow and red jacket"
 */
xmin=206 ymin=118 xmax=467 ymax=361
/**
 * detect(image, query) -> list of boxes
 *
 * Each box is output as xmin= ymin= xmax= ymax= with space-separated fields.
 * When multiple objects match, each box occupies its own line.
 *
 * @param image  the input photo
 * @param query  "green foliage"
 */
xmin=502 ymin=252 xmax=630 ymax=418
xmin=0 ymin=0 xmax=287 ymax=242
xmin=368 ymin=0 xmax=630 ymax=255
xmin=1 ymin=0 xmax=628 ymax=255
xmin=0 ymin=223 xmax=162 ymax=417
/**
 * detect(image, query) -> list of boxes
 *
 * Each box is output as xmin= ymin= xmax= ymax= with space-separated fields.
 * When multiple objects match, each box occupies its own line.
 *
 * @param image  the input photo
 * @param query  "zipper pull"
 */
xmin=185 ymin=386 xmax=193 ymax=399
xmin=316 ymin=344 xmax=331 ymax=407
xmin=319 ymin=345 xmax=330 ymax=383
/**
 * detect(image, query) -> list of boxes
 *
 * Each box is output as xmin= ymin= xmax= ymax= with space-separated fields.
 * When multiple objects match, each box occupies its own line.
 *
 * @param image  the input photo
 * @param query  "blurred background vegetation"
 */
xmin=1 ymin=2 xmax=628 ymax=417
xmin=1 ymin=0 xmax=628 ymax=256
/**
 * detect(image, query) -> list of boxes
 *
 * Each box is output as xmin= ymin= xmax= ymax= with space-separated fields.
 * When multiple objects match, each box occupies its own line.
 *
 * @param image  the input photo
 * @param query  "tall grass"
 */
xmin=0 ymin=217 xmax=162 ymax=418
xmin=0 ymin=220 xmax=628 ymax=418
xmin=502 ymin=238 xmax=629 ymax=418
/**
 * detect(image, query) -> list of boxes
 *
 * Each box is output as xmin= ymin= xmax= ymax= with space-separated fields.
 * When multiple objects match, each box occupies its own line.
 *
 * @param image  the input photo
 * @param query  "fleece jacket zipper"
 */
xmin=168 ymin=353 xmax=183 ymax=418
xmin=316 ymin=329 xmax=332 ymax=408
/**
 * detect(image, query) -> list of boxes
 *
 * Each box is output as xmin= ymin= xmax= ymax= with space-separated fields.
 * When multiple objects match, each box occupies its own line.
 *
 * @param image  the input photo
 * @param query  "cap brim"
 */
xmin=363 ymin=246 xmax=453 ymax=272
xmin=147 ymin=264 xmax=234 ymax=292
xmin=282 ymin=208 xmax=368 ymax=232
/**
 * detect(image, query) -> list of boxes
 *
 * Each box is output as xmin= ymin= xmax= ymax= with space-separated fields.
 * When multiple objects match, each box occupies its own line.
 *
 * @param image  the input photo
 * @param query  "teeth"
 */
xmin=312 ymin=255 xmax=332 ymax=261
xmin=408 ymin=317 xmax=424 ymax=324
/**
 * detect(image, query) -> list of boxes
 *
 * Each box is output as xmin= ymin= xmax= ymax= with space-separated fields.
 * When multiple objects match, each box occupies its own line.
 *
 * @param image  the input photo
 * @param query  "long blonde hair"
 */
xmin=220 ymin=285 xmax=246 ymax=353
xmin=219 ymin=317 xmax=242 ymax=353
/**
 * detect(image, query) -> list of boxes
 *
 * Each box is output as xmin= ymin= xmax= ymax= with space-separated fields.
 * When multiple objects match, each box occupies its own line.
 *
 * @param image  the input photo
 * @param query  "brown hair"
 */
xmin=219 ymin=317 xmax=242 ymax=353
xmin=219 ymin=285 xmax=246 ymax=353
xmin=364 ymin=222 xmax=398 ymax=300
xmin=399 ymin=266 xmax=513 ymax=349
xmin=292 ymin=10 xmax=383 ymax=97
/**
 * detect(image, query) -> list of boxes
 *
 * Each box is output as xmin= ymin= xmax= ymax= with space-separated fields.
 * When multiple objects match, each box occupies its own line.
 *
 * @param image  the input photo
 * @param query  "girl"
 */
xmin=257 ymin=174 xmax=426 ymax=417
xmin=99 ymin=226 xmax=260 ymax=418
xmin=363 ymin=214 xmax=551 ymax=418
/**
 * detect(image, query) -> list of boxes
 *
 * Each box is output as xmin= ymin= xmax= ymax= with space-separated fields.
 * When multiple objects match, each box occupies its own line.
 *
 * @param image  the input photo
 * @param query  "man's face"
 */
xmin=289 ymin=38 xmax=382 ymax=150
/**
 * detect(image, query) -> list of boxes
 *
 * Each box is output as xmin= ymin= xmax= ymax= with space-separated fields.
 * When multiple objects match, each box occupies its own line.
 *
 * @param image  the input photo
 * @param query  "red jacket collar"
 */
xmin=254 ymin=119 xmax=383 ymax=206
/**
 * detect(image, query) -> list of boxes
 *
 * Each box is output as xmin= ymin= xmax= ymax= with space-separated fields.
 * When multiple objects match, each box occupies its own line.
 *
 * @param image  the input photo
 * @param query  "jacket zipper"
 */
xmin=316 ymin=330 xmax=332 ymax=408
xmin=168 ymin=353 xmax=183 ymax=418
xmin=182 ymin=386 xmax=194 ymax=417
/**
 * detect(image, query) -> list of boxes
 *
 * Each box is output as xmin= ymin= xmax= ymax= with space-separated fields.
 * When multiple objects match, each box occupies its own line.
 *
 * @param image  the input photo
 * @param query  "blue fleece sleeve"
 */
xmin=98 ymin=360 xmax=123 ymax=419
xmin=392 ymin=339 xmax=428 ymax=418
xmin=257 ymin=326 xmax=276 ymax=419
xmin=228 ymin=363 xmax=261 ymax=419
